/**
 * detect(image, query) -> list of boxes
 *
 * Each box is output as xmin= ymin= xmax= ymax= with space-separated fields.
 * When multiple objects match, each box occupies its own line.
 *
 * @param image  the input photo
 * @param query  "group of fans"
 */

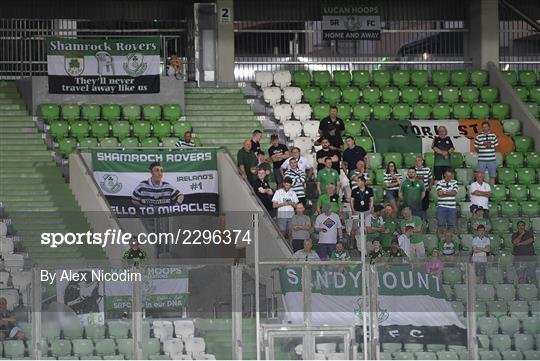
xmin=238 ymin=107 xmax=535 ymax=273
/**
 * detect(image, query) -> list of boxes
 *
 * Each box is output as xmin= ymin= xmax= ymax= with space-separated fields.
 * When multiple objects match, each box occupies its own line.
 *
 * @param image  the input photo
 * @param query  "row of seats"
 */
xmin=274 ymin=101 xmax=511 ymax=122
xmin=501 ymin=70 xmax=539 ymax=88
xmin=512 ymin=86 xmax=540 ymax=106
xmin=445 ymin=283 xmax=538 ymax=303
xmin=443 ymin=266 xmax=539 ymax=287
xmin=48 ymin=119 xmax=193 ymax=141
xmin=265 ymin=85 xmax=505 ymax=106
xmin=379 ymin=349 xmax=539 ymax=360
xmin=40 ymin=104 xmax=182 ymax=124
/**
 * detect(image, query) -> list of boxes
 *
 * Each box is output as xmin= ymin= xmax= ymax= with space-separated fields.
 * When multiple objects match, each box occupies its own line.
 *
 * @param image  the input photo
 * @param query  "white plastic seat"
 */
xmin=255 ymin=71 xmax=273 ymax=88
xmin=273 ymin=104 xmax=293 ymax=122
xmin=2 ymin=288 xmax=19 ymax=311
xmin=283 ymin=86 xmax=303 ymax=104
xmin=153 ymin=320 xmax=174 ymax=341
xmin=0 ymin=237 xmax=14 ymax=256
xmin=293 ymin=137 xmax=313 ymax=154
xmin=200 ymin=354 xmax=216 ymax=360
xmin=173 ymin=320 xmax=195 ymax=340
xmin=163 ymin=338 xmax=184 ymax=356
xmin=3 ymin=253 xmax=24 ymax=272
xmin=314 ymin=352 xmax=326 ymax=360
xmin=302 ymin=120 xmax=320 ymax=139
xmin=274 ymin=70 xmax=292 ymax=89
xmin=327 ymin=352 xmax=346 ymax=360
xmin=292 ymin=103 xmax=312 ymax=122
xmin=0 ymin=271 xmax=10 ymax=288
xmin=263 ymin=86 xmax=282 ymax=105
xmin=11 ymin=271 xmax=31 ymax=290
xmin=283 ymin=120 xmax=303 ymax=139
xmin=185 ymin=337 xmax=206 ymax=356
xmin=316 ymin=343 xmax=337 ymax=355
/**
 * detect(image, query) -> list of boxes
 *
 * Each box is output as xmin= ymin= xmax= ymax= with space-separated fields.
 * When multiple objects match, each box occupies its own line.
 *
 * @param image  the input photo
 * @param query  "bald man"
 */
xmin=237 ymin=139 xmax=258 ymax=182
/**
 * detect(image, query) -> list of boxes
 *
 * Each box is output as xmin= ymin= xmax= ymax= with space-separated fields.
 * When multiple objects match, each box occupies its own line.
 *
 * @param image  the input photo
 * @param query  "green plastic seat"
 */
xmin=410 ymin=70 xmax=428 ymax=88
xmin=441 ymin=86 xmax=460 ymax=104
xmin=491 ymin=219 xmax=509 ymax=235
xmin=412 ymin=103 xmax=431 ymax=119
xmin=162 ymin=137 xmax=179 ymax=148
xmin=322 ymin=86 xmax=341 ymax=105
xmin=51 ymin=339 xmax=72 ymax=357
xmin=101 ymin=104 xmax=121 ymax=122
xmin=525 ymin=103 xmax=539 ymax=118
xmin=502 ymin=351 xmax=523 ymax=360
xmin=303 ymin=86 xmax=322 ymax=106
xmin=420 ymin=86 xmax=439 ymax=105
xmin=490 ymin=335 xmax=512 ymax=352
xmin=40 ymin=103 xmax=60 ymax=123
xmin=471 ymin=70 xmax=489 ymax=87
xmin=508 ymin=301 xmax=529 ymax=319
xmin=95 ymin=339 xmax=116 ymax=357
xmin=437 ymin=351 xmax=459 ymax=360
xmin=63 ymin=320 xmax=84 ymax=339
xmin=450 ymin=152 xmax=464 ymax=169
xmin=78 ymin=137 xmax=99 ymax=150
xmin=461 ymin=86 xmax=480 ymax=104
xmin=292 ymin=70 xmax=311 ymax=88
xmin=391 ymin=70 xmax=410 ymax=88
xmin=172 ymin=121 xmax=192 ymax=138
xmin=452 ymin=103 xmax=471 ymax=119
xmin=485 ymin=268 xmax=504 ymax=285
xmin=142 ymin=105 xmax=162 ymax=122
xmin=362 ymin=86 xmax=381 ymax=105
xmin=383 ymin=343 xmax=402 ymax=352
xmin=344 ymin=120 xmax=362 ymax=137
xmin=500 ymin=201 xmax=519 ymax=218
xmin=122 ymin=104 xmax=141 ymax=123
xmin=70 ymin=120 xmax=90 ymax=140
xmin=91 ymin=121 xmax=110 ymax=139
xmin=508 ymin=184 xmax=528 ymax=202
xmin=513 ymin=136 xmax=534 ymax=153
xmin=424 ymin=152 xmax=434 ymax=168
xmin=518 ymin=71 xmax=537 ymax=88
xmin=521 ymin=202 xmax=538 ymax=218
xmin=529 ymin=87 xmax=540 ymax=104
xmin=426 ymin=344 xmax=446 ymax=353
xmin=162 ymin=104 xmax=182 ymax=122
xmin=313 ymin=70 xmax=331 ymax=89
xmin=373 ymin=70 xmax=391 ymax=88
xmin=501 ymin=119 xmax=521 ymax=136
xmin=117 ymin=338 xmax=134 ymax=358
xmin=487 ymin=300 xmax=508 ymax=317
xmin=352 ymin=70 xmax=370 ymax=88
xmin=50 ymin=120 xmax=69 ymax=140
xmin=120 ymin=137 xmax=139 ymax=147
xmin=477 ymin=284 xmax=496 ymax=301
xmin=517 ymin=284 xmax=537 ymax=301
xmin=514 ymin=334 xmax=534 ymax=352
xmin=492 ymin=103 xmax=510 ymax=120
xmin=472 ymin=103 xmax=490 ymax=119
xmin=382 ymin=87 xmax=400 ymax=105
xmin=432 ymin=70 xmax=450 ymax=88
xmin=517 ymin=167 xmax=535 ymax=185
xmin=373 ymin=103 xmax=391 ymax=121
xmin=333 ymin=70 xmax=351 ymax=89
xmin=99 ymin=137 xmax=119 ymax=148
xmin=3 ymin=340 xmax=25 ymax=358
xmin=384 ymin=152 xmax=403 ymax=167
xmin=402 ymin=152 xmax=420 ymax=168
xmin=61 ymin=104 xmax=80 ymax=123
xmin=481 ymin=86 xmax=499 ymax=104
xmin=525 ymin=152 xmax=540 ymax=168
xmin=132 ymin=121 xmax=151 ymax=140
xmin=513 ymin=86 xmax=529 ymax=101
xmin=342 ymin=86 xmax=360 ymax=104
xmin=366 ymin=153 xmax=382 ymax=170
xmin=521 ymin=317 xmax=539 ymax=335
xmin=72 ymin=338 xmax=94 ymax=357
xmin=401 ymin=86 xmax=420 ymax=105
xmin=524 ymin=351 xmax=540 ymax=360
xmin=477 ymin=335 xmax=491 ymax=350
xmin=392 ymin=103 xmax=410 ymax=121
xmin=432 ymin=103 xmax=450 ymax=120
xmin=353 ymin=103 xmax=371 ymax=121
xmin=480 ymin=350 xmax=502 ymax=360
xmin=81 ymin=104 xmax=101 ymax=123
xmin=414 ymin=352 xmax=436 ymax=360
xmin=140 ymin=137 xmax=159 ymax=147
xmin=58 ymin=138 xmax=77 ymax=157
xmin=142 ymin=338 xmax=161 ymax=359
xmin=152 ymin=121 xmax=172 ymax=140
xmin=443 ymin=267 xmax=462 ymax=285
xmin=313 ymin=103 xmax=330 ymax=120
xmin=502 ymin=70 xmax=518 ymax=86
xmin=356 ymin=136 xmax=373 ymax=152
xmin=111 ymin=120 xmax=131 ymax=140
xmin=108 ymin=321 xmax=130 ymax=339
xmin=451 ymin=70 xmax=469 ymax=87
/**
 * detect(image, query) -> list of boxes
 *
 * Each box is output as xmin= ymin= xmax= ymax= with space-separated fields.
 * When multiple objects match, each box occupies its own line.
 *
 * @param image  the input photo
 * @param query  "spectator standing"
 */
xmin=365 ymin=204 xmax=386 ymax=243
xmin=316 ymin=183 xmax=342 ymax=215
xmin=237 ymin=139 xmax=257 ymax=182
xmin=349 ymin=160 xmax=372 ymax=189
xmin=280 ymin=147 xmax=314 ymax=179
xmin=469 ymin=171 xmax=491 ymax=217
xmin=400 ymin=207 xmax=425 ymax=258
xmin=272 ymin=177 xmax=298 ymax=238
xmin=175 ymin=131 xmax=196 ymax=148
xmin=511 ymin=220 xmax=535 ymax=283
xmin=319 ymin=106 xmax=345 ymax=137
xmin=399 ymin=167 xmax=426 ymax=218
xmin=256 ymin=150 xmax=272 ymax=178
xmin=381 ymin=205 xmax=399 ymax=247
xmin=342 ymin=136 xmax=368 ymax=175
xmin=350 ymin=177 xmax=374 ymax=215
xmin=330 ymin=241 xmax=351 ymax=260
xmin=432 ymin=126 xmax=455 ymax=181
xmin=383 ymin=161 xmax=402 ymax=216
xmin=414 ymin=155 xmax=433 ymax=217
xmin=438 ymin=231 xmax=459 ymax=257
xmin=398 ymin=225 xmax=414 ymax=258
xmin=250 ymin=130 xmax=262 ymax=153
xmin=268 ymin=134 xmax=289 ymax=186
xmin=474 ymin=121 xmax=499 ymax=186
xmin=316 ymin=157 xmax=340 ymax=196
xmin=293 ymin=239 xmax=320 ymax=261
xmin=314 ymin=204 xmax=343 ymax=259
xmin=284 ymin=158 xmax=306 ymax=205
xmin=252 ymin=168 xmax=274 ymax=212
xmin=436 ymin=170 xmax=458 ymax=237
xmin=472 ymin=225 xmax=491 ymax=280
xmin=316 ymin=138 xmax=341 ymax=172
xmin=289 ymin=203 xmax=311 ymax=252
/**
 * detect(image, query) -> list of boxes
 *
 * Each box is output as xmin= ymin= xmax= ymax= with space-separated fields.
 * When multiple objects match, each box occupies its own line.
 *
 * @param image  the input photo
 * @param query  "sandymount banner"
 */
xmin=280 ymin=265 xmax=467 ymax=345
xmin=92 ymin=149 xmax=219 ymax=217
xmin=46 ymin=37 xmax=160 ymax=94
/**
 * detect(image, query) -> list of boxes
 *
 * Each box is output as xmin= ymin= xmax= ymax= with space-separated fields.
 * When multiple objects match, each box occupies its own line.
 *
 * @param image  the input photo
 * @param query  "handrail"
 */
xmin=235 ymin=29 xmax=469 ymax=33
xmin=235 ymin=60 xmax=472 ymax=65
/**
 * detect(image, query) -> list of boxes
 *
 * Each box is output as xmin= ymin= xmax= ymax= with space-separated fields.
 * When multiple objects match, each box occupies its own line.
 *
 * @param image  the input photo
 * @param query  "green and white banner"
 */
xmin=280 ymin=265 xmax=466 ymax=345
xmin=92 ymin=149 xmax=219 ymax=217
xmin=46 ymin=37 xmax=160 ymax=94
xmin=105 ymin=266 xmax=188 ymax=312
xmin=322 ymin=5 xmax=381 ymax=40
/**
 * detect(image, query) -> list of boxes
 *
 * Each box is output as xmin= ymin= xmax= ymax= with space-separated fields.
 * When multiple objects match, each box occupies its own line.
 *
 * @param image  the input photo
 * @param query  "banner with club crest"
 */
xmin=46 ymin=37 xmax=160 ymax=94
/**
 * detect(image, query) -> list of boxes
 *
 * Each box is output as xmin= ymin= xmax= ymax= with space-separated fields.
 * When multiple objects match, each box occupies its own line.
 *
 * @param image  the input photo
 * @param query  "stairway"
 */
xmin=184 ymin=87 xmax=270 ymax=155
xmin=0 ymin=81 xmax=105 ymax=263
xmin=196 ymin=318 xmax=258 ymax=360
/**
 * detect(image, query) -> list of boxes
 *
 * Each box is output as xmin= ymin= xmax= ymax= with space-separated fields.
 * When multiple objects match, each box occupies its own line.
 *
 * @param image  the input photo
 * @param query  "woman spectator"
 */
xmin=383 ymin=161 xmax=402 ymax=216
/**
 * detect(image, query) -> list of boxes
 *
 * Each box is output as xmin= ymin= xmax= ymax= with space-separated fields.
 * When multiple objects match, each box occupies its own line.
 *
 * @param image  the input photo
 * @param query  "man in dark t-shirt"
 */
xmin=268 ymin=134 xmax=289 ymax=186
xmin=342 ymin=136 xmax=367 ymax=174
xmin=315 ymin=126 xmax=344 ymax=151
xmin=250 ymin=129 xmax=262 ymax=153
xmin=316 ymin=138 xmax=341 ymax=172
xmin=512 ymin=220 xmax=535 ymax=283
xmin=319 ymin=106 xmax=345 ymax=137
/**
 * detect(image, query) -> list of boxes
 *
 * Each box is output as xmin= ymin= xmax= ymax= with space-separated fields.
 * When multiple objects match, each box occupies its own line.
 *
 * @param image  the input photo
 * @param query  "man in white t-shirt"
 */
xmin=398 ymin=225 xmax=414 ymax=258
xmin=469 ymin=171 xmax=491 ymax=217
xmin=472 ymin=224 xmax=491 ymax=262
xmin=293 ymin=239 xmax=321 ymax=261
xmin=272 ymin=177 xmax=299 ymax=238
xmin=280 ymin=147 xmax=314 ymax=179
xmin=314 ymin=203 xmax=343 ymax=259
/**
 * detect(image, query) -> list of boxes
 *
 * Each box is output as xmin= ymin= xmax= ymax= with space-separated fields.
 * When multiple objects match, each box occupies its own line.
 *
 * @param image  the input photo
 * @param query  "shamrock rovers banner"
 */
xmin=363 ymin=119 xmax=514 ymax=154
xmin=92 ymin=149 xmax=219 ymax=217
xmin=46 ymin=37 xmax=160 ymax=94
xmin=280 ymin=265 xmax=467 ymax=345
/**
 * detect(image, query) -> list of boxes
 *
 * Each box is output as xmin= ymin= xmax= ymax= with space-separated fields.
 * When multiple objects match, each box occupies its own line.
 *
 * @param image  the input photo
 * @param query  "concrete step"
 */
xmin=0 ymin=183 xmax=69 ymax=190
xmin=185 ymin=93 xmax=244 ymax=99
xmin=186 ymin=98 xmax=248 ymax=105
xmin=194 ymin=127 xmax=255 ymax=133
xmin=0 ymin=104 xmax=25 ymax=110
xmin=0 ymin=128 xmax=38 ymax=134
xmin=0 ymin=138 xmax=44 ymax=145
xmin=0 ymin=144 xmax=46 ymax=150
xmin=186 ymin=115 xmax=258 ymax=121
xmin=0 ymin=99 xmax=25 ymax=105
xmin=0 ymin=121 xmax=36 ymax=127
xmin=0 ymin=176 xmax=64 ymax=184
xmin=192 ymin=121 xmax=260 ymax=128
xmin=0 ymin=155 xmax=54 ymax=162
xmin=0 ymin=132 xmax=42 ymax=139
xmin=0 ymin=116 xmax=34 ymax=122
xmin=185 ymin=87 xmax=242 ymax=94
xmin=3 ymin=205 xmax=81 ymax=212
xmin=0 ymin=150 xmax=53 ymax=156
xmin=0 ymin=109 xmax=28 ymax=116
xmin=0 ymin=93 xmax=20 ymax=99
xmin=0 ymin=161 xmax=57 ymax=169
xmin=185 ymin=104 xmax=251 ymax=111
xmin=185 ymin=109 xmax=254 ymax=116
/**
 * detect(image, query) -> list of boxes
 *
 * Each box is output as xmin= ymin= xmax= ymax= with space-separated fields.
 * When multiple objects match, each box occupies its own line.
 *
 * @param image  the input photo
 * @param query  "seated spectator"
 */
xmin=175 ymin=131 xmax=195 ymax=148
xmin=256 ymin=150 xmax=272 ymax=177
xmin=398 ymin=225 xmax=414 ymax=258
xmin=469 ymin=171 xmax=491 ymax=218
xmin=289 ymin=203 xmax=311 ymax=252
xmin=316 ymin=157 xmax=340 ymax=196
xmin=314 ymin=203 xmax=343 ymax=259
xmin=166 ymin=53 xmax=183 ymax=78
xmin=251 ymin=129 xmax=262 ymax=153
xmin=280 ymin=147 xmax=314 ymax=179
xmin=252 ymin=168 xmax=274 ymax=212
xmin=472 ymin=224 xmax=490 ymax=280
xmin=512 ymin=220 xmax=535 ymax=283
xmin=343 ymin=159 xmax=371 ymax=203
xmin=366 ymin=205 xmax=385 ymax=243
xmin=368 ymin=239 xmax=387 ymax=263
xmin=438 ymin=231 xmax=459 ymax=256
xmin=316 ymin=138 xmax=341 ymax=172
xmin=316 ymin=183 xmax=342 ymax=215
xmin=388 ymin=239 xmax=407 ymax=259
xmin=381 ymin=205 xmax=399 ymax=246
xmin=0 ymin=297 xmax=25 ymax=341
xmin=284 ymin=158 xmax=306 ymax=205
xmin=399 ymin=207 xmax=425 ymax=258
xmin=330 ymin=241 xmax=351 ymax=260
xmin=293 ymin=239 xmax=320 ymax=261
xmin=425 ymin=249 xmax=444 ymax=278
xmin=237 ymin=139 xmax=257 ymax=182
xmin=268 ymin=134 xmax=289 ymax=186
xmin=383 ymin=161 xmax=402 ymax=216
xmin=272 ymin=177 xmax=298 ymax=238
xmin=123 ymin=237 xmax=147 ymax=261
xmin=315 ymin=125 xmax=343 ymax=151
xmin=470 ymin=206 xmax=491 ymax=233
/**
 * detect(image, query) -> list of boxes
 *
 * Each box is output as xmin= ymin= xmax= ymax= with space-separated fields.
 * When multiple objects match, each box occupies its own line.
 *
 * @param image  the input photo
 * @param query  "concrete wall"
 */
xmin=216 ymin=0 xmax=235 ymax=82
xmin=466 ymin=0 xmax=499 ymax=69
xmin=17 ymin=76 xmax=185 ymax=116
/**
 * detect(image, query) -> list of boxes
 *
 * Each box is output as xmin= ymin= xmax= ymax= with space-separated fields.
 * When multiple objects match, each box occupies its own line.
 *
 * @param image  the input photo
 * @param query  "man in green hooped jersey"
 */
xmin=399 ymin=207 xmax=425 ymax=258
xmin=438 ymin=231 xmax=459 ymax=257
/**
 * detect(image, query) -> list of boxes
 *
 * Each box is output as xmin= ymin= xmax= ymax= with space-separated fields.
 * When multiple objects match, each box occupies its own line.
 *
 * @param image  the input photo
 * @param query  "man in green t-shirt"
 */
xmin=237 ymin=139 xmax=257 ymax=182
xmin=399 ymin=207 xmax=425 ymax=258
xmin=399 ymin=168 xmax=425 ymax=218
xmin=366 ymin=204 xmax=385 ymax=243
xmin=470 ymin=206 xmax=491 ymax=233
xmin=316 ymin=157 xmax=340 ymax=195
xmin=382 ymin=205 xmax=399 ymax=247
xmin=316 ymin=183 xmax=342 ymax=215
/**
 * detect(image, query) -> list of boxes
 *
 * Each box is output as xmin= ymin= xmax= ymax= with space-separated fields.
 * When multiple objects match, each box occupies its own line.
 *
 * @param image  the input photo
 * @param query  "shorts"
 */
xmin=476 ymin=161 xmax=497 ymax=178
xmin=436 ymin=206 xmax=457 ymax=227
xmin=277 ymin=217 xmax=293 ymax=233
xmin=384 ymin=189 xmax=399 ymax=201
